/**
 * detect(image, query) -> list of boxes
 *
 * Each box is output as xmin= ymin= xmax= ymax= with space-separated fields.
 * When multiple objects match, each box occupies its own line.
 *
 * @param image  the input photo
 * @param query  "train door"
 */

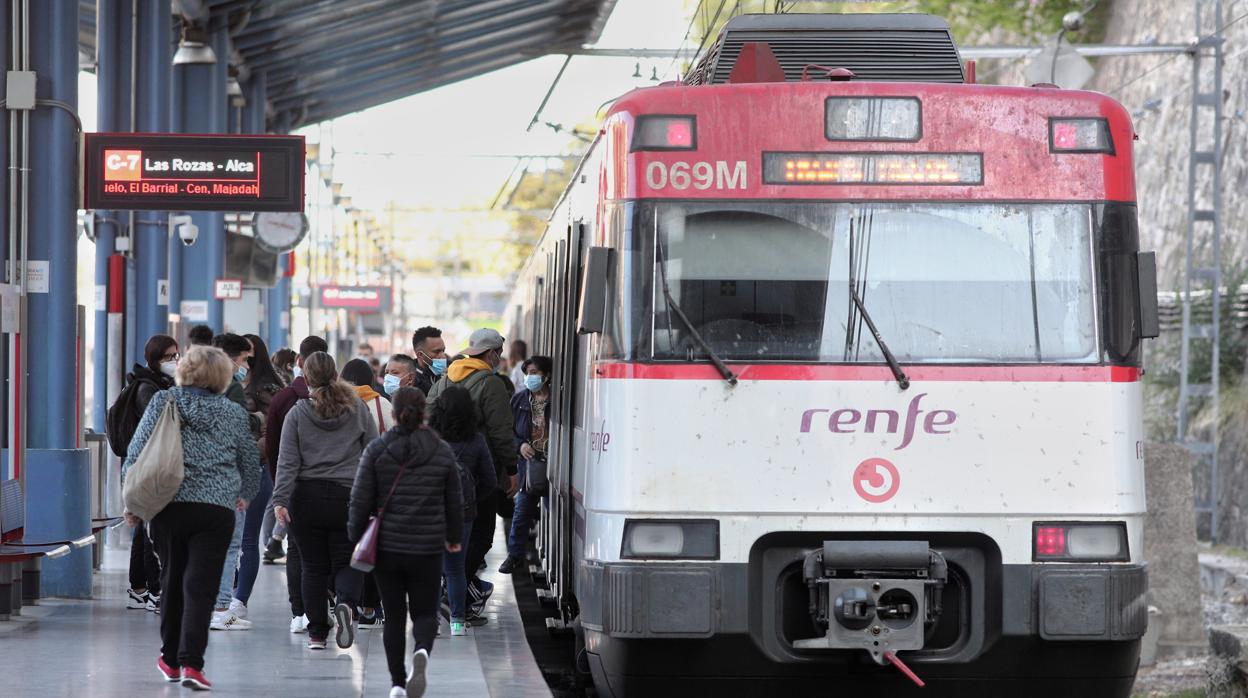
xmin=539 ymin=222 xmax=584 ymax=619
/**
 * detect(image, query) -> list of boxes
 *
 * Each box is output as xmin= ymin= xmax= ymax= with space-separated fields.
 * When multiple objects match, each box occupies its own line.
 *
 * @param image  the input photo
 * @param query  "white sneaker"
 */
xmin=389 ymin=687 xmax=407 ymax=698
xmin=289 ymin=615 xmax=309 ymax=634
xmin=126 ymin=588 xmax=148 ymax=609
xmin=407 ymin=649 xmax=428 ymax=698
xmin=228 ymin=598 xmax=247 ymax=619
xmin=209 ymin=610 xmax=252 ymax=631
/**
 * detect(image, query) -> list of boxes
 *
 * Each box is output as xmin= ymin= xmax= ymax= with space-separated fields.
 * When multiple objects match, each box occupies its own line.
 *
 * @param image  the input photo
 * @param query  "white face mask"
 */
xmin=293 ymin=366 xmax=303 ymax=378
xmin=160 ymin=361 xmax=178 ymax=379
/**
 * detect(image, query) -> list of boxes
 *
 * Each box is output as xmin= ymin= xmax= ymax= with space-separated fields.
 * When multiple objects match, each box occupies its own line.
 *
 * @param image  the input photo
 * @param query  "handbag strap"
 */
xmin=376 ymin=435 xmax=432 ymax=517
xmin=373 ymin=398 xmax=386 ymax=434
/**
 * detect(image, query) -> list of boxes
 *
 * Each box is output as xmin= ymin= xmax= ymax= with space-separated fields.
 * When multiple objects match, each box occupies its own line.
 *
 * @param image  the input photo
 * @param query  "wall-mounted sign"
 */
xmin=214 ymin=278 xmax=244 ymax=300
xmin=319 ymin=285 xmax=391 ymax=313
xmin=83 ymin=133 xmax=305 ymax=212
xmin=180 ymin=300 xmax=209 ymax=322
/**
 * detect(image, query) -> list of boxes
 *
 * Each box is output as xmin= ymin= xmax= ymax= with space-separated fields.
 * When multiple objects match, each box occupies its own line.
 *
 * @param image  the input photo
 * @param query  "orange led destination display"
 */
xmin=84 ymin=133 xmax=304 ymax=212
xmin=762 ymin=152 xmax=982 ymax=185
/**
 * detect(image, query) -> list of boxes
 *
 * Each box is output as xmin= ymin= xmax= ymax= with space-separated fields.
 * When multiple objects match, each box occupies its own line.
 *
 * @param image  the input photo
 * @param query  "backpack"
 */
xmin=106 ymin=376 xmax=160 ymax=457
xmin=449 ymin=441 xmax=478 ymax=515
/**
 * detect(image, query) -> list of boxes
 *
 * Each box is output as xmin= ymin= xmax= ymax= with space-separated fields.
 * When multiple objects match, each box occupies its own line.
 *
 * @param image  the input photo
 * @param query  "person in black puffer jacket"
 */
xmin=348 ymin=387 xmax=463 ymax=698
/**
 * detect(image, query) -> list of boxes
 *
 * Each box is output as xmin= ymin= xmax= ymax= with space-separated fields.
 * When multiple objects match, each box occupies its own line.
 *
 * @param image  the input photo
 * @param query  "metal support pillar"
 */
xmin=134 ymin=0 xmax=171 ymax=346
xmin=26 ymin=0 xmax=91 ymax=598
xmin=172 ymin=22 xmax=226 ymax=332
xmin=1177 ymin=0 xmax=1225 ymax=541
xmin=93 ymin=0 xmax=133 ymax=431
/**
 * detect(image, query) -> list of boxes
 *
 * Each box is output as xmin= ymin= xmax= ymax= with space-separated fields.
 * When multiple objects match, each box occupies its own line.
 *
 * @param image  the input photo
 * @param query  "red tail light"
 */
xmin=1034 ymin=526 xmax=1067 ymax=557
xmin=631 ymin=115 xmax=697 ymax=151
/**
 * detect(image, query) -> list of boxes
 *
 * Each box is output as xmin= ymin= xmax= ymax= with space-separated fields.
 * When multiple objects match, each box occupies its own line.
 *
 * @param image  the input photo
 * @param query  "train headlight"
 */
xmin=1033 ymin=522 xmax=1128 ymax=562
xmin=825 ymin=97 xmax=921 ymax=141
xmin=621 ymin=519 xmax=719 ymax=560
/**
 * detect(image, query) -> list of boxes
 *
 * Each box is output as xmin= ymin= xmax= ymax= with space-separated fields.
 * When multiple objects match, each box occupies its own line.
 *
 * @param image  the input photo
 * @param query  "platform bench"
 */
xmin=0 ymin=479 xmax=93 ymax=619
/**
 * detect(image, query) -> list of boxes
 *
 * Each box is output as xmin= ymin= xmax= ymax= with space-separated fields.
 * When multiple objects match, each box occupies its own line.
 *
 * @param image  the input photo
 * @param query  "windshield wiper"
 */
xmin=656 ymin=240 xmax=738 ymax=386
xmin=849 ymin=283 xmax=910 ymax=391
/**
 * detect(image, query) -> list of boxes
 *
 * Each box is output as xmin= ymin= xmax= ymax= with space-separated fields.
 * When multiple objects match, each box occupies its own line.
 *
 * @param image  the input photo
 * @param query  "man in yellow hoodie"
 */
xmin=426 ymin=329 xmax=520 ymax=617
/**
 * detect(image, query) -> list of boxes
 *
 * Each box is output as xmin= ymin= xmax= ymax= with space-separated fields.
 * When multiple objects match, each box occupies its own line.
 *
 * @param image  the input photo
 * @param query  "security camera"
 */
xmin=1062 ymin=11 xmax=1086 ymax=32
xmin=178 ymin=222 xmax=199 ymax=246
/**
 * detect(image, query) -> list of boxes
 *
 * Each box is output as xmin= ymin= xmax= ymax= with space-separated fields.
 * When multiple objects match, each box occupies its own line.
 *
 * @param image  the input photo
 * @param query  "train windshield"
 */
xmin=647 ymin=201 xmax=1096 ymax=363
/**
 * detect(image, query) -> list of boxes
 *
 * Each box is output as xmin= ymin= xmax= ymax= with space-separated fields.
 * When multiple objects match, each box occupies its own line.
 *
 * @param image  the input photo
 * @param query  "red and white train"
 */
xmin=506 ymin=13 xmax=1157 ymax=696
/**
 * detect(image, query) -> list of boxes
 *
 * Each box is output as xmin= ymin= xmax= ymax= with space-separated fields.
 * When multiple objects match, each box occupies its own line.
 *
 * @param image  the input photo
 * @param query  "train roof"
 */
xmin=684 ymin=13 xmax=965 ymax=86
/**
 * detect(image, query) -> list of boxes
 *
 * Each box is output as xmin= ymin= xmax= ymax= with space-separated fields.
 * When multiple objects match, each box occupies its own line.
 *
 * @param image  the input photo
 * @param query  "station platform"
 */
xmin=0 ymin=529 xmax=552 ymax=697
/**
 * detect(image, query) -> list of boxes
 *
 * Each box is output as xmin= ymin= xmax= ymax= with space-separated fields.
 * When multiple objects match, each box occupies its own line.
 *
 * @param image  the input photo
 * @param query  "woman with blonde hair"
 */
xmin=272 ymin=351 xmax=377 ymax=650
xmin=122 ymin=345 xmax=261 ymax=691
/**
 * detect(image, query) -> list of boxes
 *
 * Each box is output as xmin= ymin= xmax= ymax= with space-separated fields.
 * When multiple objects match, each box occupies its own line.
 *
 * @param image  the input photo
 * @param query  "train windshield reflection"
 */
xmin=648 ymin=201 xmax=1097 ymax=363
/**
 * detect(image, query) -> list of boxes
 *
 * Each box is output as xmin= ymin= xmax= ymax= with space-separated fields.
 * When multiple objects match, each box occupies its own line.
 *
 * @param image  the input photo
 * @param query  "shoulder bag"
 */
xmin=122 ymin=397 xmax=185 ymax=521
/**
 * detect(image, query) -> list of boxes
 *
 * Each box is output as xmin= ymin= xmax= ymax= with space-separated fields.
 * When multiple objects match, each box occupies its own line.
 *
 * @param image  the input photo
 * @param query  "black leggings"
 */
xmin=373 ymin=551 xmax=443 ymax=687
xmin=289 ymin=480 xmax=362 ymax=638
xmin=148 ymin=502 xmax=234 ymax=670
xmin=128 ymin=522 xmax=161 ymax=594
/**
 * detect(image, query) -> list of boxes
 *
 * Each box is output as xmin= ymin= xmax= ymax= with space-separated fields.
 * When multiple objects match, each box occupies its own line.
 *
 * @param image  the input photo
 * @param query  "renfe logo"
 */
xmin=800 ymin=393 xmax=956 ymax=451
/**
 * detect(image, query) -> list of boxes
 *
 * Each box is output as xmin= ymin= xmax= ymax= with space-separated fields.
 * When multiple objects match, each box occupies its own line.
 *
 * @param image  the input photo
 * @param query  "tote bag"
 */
xmin=122 ymin=397 xmax=185 ymax=521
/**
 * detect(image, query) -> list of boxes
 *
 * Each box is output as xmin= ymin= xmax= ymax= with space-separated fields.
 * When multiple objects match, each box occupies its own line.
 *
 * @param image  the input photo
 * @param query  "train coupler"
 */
xmin=792 ymin=540 xmax=946 ymax=670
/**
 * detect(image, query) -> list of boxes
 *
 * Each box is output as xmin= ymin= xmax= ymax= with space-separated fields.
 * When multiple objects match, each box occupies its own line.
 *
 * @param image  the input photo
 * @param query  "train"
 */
xmin=504 ymin=12 xmax=1157 ymax=697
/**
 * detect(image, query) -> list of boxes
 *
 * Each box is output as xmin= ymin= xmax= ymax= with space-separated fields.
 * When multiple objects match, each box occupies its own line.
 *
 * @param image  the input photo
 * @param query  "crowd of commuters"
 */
xmin=113 ymin=323 xmax=551 ymax=696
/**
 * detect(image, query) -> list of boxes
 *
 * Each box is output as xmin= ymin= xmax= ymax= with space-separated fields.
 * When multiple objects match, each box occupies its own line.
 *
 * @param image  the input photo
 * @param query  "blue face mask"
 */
xmin=383 ymin=374 xmax=402 ymax=395
xmin=234 ymin=365 xmax=248 ymax=383
xmin=431 ymin=358 xmax=448 ymax=376
xmin=524 ymin=374 xmax=544 ymax=392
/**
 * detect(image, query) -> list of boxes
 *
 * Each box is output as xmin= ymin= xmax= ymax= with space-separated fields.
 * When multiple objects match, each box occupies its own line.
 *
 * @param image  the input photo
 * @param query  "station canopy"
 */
xmin=79 ymin=0 xmax=617 ymax=129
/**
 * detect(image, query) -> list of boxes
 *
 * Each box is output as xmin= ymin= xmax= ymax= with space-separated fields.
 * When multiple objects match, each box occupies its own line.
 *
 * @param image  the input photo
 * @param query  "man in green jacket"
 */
xmin=426 ymin=328 xmax=520 ymax=619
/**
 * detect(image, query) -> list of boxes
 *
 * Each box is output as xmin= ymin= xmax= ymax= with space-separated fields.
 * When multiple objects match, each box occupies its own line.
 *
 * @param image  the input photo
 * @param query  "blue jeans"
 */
xmin=507 ymin=460 xmax=541 ymax=558
xmin=442 ymin=519 xmax=474 ymax=622
xmin=233 ymin=469 xmax=273 ymax=605
xmin=216 ymin=508 xmax=245 ymax=609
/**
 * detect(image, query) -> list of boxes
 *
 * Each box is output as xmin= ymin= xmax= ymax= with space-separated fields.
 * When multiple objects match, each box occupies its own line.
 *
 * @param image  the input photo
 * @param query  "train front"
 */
xmin=579 ymin=79 xmax=1156 ymax=696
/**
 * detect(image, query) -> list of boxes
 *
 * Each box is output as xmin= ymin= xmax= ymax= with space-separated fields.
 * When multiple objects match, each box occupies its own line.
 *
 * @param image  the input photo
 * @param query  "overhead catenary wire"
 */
xmin=1107 ymin=5 xmax=1248 ymax=96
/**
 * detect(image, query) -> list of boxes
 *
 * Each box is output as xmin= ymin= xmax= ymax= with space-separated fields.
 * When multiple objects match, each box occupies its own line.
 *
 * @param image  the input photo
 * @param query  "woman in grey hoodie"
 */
xmin=272 ymin=351 xmax=378 ymax=650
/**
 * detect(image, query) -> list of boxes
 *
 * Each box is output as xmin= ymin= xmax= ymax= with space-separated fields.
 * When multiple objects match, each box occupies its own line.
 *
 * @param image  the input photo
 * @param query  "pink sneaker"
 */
xmin=181 ymin=667 xmax=212 ymax=691
xmin=156 ymin=656 xmax=180 ymax=682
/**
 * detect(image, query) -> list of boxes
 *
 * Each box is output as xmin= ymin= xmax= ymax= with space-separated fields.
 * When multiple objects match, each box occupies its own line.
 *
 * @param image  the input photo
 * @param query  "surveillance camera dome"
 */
xmin=178 ymin=222 xmax=199 ymax=246
xmin=1062 ymin=11 xmax=1085 ymax=32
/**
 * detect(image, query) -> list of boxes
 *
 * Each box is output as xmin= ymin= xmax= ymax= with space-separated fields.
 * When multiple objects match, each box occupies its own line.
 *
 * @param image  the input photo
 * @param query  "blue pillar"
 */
xmin=134 ymin=0 xmax=172 ymax=346
xmin=172 ymin=24 xmax=226 ymax=332
xmin=249 ymin=74 xmax=287 ymax=351
xmin=27 ymin=0 xmax=91 ymax=597
xmin=93 ymin=0 xmax=132 ymax=430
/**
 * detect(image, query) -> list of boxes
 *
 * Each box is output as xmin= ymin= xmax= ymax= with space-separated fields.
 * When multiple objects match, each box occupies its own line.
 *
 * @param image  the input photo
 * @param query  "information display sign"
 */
xmin=83 ymin=133 xmax=305 ymax=212
xmin=319 ymin=285 xmax=391 ymax=313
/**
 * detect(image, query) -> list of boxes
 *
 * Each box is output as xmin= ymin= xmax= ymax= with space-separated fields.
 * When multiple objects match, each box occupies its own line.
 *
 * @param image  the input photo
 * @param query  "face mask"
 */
xmin=234 ymin=364 xmax=248 ymax=383
xmin=431 ymin=358 xmax=448 ymax=376
xmin=524 ymin=374 xmax=544 ymax=392
xmin=293 ymin=366 xmax=303 ymax=378
xmin=160 ymin=361 xmax=178 ymax=379
xmin=383 ymin=374 xmax=402 ymax=395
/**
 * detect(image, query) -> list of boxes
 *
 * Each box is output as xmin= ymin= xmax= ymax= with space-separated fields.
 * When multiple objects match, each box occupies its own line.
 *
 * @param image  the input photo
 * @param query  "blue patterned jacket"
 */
xmin=122 ymin=385 xmax=262 ymax=512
